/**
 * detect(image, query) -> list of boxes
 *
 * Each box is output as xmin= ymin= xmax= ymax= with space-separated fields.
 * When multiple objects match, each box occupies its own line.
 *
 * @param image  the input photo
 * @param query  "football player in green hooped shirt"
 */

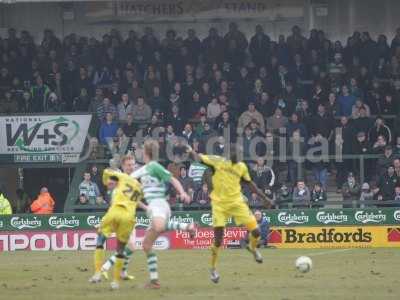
xmin=102 ymin=140 xmax=196 ymax=289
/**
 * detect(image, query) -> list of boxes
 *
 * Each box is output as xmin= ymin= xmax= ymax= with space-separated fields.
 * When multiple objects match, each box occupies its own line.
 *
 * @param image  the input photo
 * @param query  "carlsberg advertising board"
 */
xmin=0 ymin=114 xmax=91 ymax=163
xmin=1 ymin=208 xmax=400 ymax=232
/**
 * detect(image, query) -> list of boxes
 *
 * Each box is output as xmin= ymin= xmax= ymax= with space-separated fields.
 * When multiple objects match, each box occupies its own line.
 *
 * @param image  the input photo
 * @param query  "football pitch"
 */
xmin=0 ymin=248 xmax=399 ymax=300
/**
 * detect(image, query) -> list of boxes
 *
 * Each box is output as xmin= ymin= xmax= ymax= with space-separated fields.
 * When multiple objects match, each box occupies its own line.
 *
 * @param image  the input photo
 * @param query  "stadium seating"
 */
xmin=2 ymin=25 xmax=400 ymax=211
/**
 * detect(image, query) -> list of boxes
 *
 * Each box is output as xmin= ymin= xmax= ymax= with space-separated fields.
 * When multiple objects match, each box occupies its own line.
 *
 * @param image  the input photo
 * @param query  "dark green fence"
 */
xmin=1 ymin=208 xmax=399 ymax=231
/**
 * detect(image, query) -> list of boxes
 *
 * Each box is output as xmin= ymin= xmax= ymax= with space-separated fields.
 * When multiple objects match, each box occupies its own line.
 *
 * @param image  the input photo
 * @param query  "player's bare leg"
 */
xmin=210 ymin=227 xmax=224 ymax=284
xmin=120 ymin=231 xmax=136 ymax=280
xmin=102 ymin=231 xmax=136 ymax=280
xmin=89 ymin=234 xmax=107 ymax=283
xmin=167 ymin=219 xmax=197 ymax=238
xmin=120 ymin=232 xmax=136 ymax=280
xmin=142 ymin=216 xmax=165 ymax=289
xmin=245 ymin=219 xmax=263 ymax=264
xmin=110 ymin=240 xmax=128 ymax=290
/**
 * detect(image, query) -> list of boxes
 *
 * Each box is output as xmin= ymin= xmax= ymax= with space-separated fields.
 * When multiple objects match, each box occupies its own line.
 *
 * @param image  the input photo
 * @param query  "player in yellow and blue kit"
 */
xmin=89 ymin=155 xmax=143 ymax=290
xmin=187 ymin=144 xmax=271 ymax=283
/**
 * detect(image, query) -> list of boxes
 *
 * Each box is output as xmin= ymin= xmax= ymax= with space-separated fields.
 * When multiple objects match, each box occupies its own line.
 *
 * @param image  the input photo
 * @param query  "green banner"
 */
xmin=0 ymin=208 xmax=400 ymax=231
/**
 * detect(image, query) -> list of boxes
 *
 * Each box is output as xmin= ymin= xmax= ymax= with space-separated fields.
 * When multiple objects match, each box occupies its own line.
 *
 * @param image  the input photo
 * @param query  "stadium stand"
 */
xmin=2 ymin=24 xmax=400 ymax=211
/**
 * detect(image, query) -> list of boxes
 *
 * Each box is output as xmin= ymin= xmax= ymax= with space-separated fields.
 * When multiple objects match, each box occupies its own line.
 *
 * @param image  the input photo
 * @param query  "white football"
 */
xmin=295 ymin=256 xmax=313 ymax=273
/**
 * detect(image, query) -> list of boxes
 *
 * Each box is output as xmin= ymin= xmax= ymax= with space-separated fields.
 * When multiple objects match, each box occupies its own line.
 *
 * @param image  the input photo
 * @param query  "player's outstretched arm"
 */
xmin=245 ymin=180 xmax=273 ymax=209
xmin=137 ymin=200 xmax=148 ymax=211
xmin=185 ymin=145 xmax=201 ymax=162
xmin=170 ymin=177 xmax=191 ymax=203
xmin=102 ymin=168 xmax=116 ymax=186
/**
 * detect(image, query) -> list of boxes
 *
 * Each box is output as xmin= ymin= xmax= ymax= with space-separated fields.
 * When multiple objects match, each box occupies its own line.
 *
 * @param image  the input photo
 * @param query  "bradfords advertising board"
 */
xmin=0 ymin=114 xmax=91 ymax=163
xmin=268 ymin=226 xmax=400 ymax=249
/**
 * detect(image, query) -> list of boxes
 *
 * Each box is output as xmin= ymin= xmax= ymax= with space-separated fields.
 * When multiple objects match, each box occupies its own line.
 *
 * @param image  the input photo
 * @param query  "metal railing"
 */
xmin=71 ymin=199 xmax=400 ymax=213
xmin=82 ymin=153 xmax=383 ymax=182
xmin=67 ymin=153 xmax=399 ymax=212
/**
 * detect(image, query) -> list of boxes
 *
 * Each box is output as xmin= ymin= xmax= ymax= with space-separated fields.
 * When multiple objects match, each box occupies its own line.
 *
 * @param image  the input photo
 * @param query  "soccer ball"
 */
xmin=295 ymin=256 xmax=312 ymax=273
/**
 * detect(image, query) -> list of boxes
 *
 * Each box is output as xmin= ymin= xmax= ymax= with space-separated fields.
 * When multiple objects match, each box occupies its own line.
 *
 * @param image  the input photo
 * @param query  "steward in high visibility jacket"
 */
xmin=30 ymin=187 xmax=55 ymax=214
xmin=0 ymin=193 xmax=12 ymax=215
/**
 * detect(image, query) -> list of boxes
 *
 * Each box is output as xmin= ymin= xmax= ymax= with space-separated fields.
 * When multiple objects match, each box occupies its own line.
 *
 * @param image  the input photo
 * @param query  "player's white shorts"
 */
xmin=147 ymin=199 xmax=171 ymax=220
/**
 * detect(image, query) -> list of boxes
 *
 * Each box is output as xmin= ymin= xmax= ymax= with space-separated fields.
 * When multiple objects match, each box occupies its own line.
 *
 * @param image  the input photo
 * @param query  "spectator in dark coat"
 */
xmin=276 ymin=184 xmax=292 ymax=208
xmin=181 ymin=123 xmax=195 ymax=146
xmin=378 ymin=166 xmax=398 ymax=204
xmin=369 ymin=117 xmax=392 ymax=145
xmin=393 ymin=186 xmax=400 ymax=208
xmin=242 ymin=126 xmax=255 ymax=161
xmin=394 ymin=159 xmax=400 ymax=178
xmin=249 ymin=25 xmax=271 ymax=67
xmin=256 ymin=91 xmax=276 ymax=118
xmin=371 ymin=135 xmax=388 ymax=155
xmin=326 ymin=92 xmax=340 ymax=117
xmin=310 ymin=104 xmax=333 ymax=138
xmin=166 ymin=104 xmax=184 ymax=133
xmin=224 ymin=22 xmax=248 ymax=53
xmin=338 ymin=85 xmax=356 ymax=117
xmin=99 ymin=112 xmax=118 ymax=145
xmin=310 ymin=183 xmax=327 ymax=208
xmin=73 ymin=88 xmax=91 ymax=112
xmin=360 ymin=32 xmax=378 ymax=67
xmin=215 ymin=111 xmax=236 ymax=142
xmin=360 ymin=182 xmax=374 ymax=208
xmin=178 ymin=166 xmax=194 ymax=194
xmin=202 ymin=27 xmax=224 ymax=64
xmin=30 ymin=76 xmax=50 ymax=112
xmin=353 ymin=131 xmax=372 ymax=180
xmin=394 ymin=137 xmax=400 ymax=155
xmin=377 ymin=146 xmax=396 ymax=176
xmin=336 ymin=116 xmax=355 ymax=186
xmin=183 ymin=29 xmax=201 ymax=61
xmin=293 ymin=181 xmax=311 ymax=208
xmin=250 ymin=158 xmax=275 ymax=192
xmin=0 ymin=90 xmax=18 ymax=113
xmin=308 ymin=133 xmax=329 ymax=189
xmin=122 ymin=113 xmax=137 ymax=138
xmin=381 ymin=93 xmax=397 ymax=116
xmin=286 ymin=112 xmax=308 ymax=140
xmin=342 ymin=172 xmax=361 ymax=208
xmin=287 ymin=129 xmax=306 ymax=184
xmin=353 ymin=107 xmax=373 ymax=134
xmin=193 ymin=183 xmax=211 ymax=207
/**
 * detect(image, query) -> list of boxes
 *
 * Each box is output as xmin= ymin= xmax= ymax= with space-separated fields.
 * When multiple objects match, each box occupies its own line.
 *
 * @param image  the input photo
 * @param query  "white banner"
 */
xmin=0 ymin=115 xmax=91 ymax=162
xmin=85 ymin=0 xmax=304 ymax=23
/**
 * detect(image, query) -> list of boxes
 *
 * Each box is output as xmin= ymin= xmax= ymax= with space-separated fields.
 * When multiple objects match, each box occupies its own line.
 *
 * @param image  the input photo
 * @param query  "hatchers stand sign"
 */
xmin=84 ymin=0 xmax=303 ymax=23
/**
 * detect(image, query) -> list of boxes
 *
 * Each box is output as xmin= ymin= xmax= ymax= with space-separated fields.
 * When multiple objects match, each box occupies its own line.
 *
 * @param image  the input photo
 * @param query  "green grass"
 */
xmin=0 ymin=248 xmax=399 ymax=300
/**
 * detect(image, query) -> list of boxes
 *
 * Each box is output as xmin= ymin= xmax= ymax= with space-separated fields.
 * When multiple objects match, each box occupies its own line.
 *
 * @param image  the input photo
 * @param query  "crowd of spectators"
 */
xmin=3 ymin=23 xmax=400 ymax=210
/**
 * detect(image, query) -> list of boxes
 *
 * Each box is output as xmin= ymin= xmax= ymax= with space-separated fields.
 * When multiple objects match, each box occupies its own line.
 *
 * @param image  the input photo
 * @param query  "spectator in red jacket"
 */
xmin=30 ymin=187 xmax=55 ymax=214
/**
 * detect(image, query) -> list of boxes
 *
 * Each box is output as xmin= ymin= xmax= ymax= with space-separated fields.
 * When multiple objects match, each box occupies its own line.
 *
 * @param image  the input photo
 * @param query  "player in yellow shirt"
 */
xmin=187 ymin=144 xmax=271 ymax=283
xmin=89 ymin=155 xmax=143 ymax=290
